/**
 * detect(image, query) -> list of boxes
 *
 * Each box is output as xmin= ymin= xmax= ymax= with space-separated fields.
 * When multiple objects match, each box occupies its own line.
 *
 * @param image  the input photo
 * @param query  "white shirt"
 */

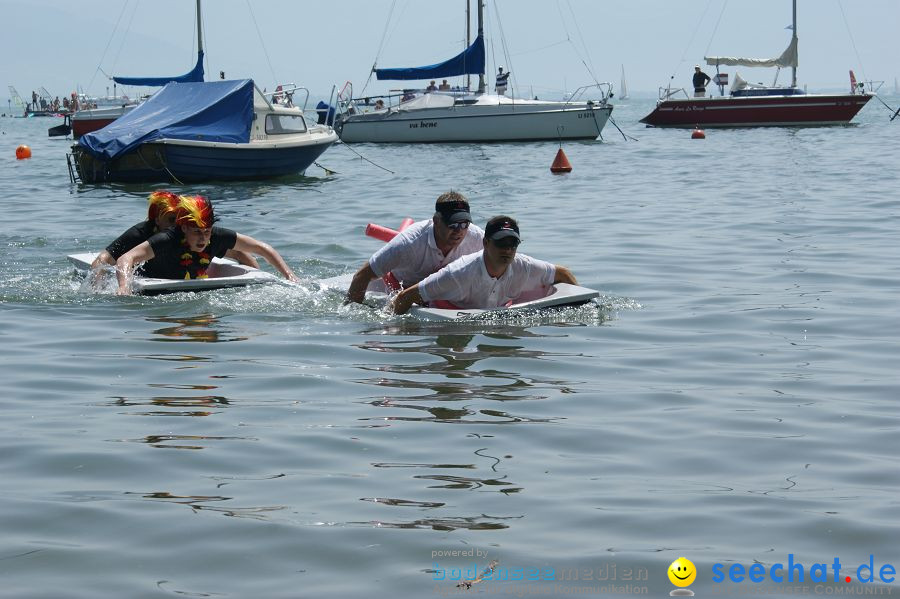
xmin=368 ymin=219 xmax=484 ymax=286
xmin=418 ymin=251 xmax=556 ymax=309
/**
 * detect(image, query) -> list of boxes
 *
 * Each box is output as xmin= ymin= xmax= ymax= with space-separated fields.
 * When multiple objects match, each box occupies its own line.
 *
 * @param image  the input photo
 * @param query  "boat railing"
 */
xmin=564 ymin=83 xmax=612 ymax=106
xmin=658 ymin=86 xmax=689 ymax=101
xmin=336 ymin=80 xmax=410 ymax=116
xmin=266 ymin=83 xmax=310 ymax=110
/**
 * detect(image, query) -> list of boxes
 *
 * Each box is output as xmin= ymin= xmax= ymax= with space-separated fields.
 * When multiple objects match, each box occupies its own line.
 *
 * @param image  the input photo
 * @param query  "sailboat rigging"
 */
xmin=69 ymin=0 xmax=206 ymax=138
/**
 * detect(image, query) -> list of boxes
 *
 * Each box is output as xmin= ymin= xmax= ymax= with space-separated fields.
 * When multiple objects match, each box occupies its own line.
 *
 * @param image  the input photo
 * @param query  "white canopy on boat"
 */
xmin=705 ymin=37 xmax=797 ymax=69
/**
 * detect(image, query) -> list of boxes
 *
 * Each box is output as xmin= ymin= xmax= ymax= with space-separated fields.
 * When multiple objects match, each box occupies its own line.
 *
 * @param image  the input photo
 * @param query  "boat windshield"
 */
xmin=265 ymin=114 xmax=308 ymax=135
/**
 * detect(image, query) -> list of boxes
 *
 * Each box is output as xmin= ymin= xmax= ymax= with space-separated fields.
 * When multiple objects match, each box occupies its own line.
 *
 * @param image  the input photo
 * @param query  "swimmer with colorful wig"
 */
xmin=115 ymin=195 xmax=297 ymax=295
xmin=91 ymin=191 xmax=258 ymax=271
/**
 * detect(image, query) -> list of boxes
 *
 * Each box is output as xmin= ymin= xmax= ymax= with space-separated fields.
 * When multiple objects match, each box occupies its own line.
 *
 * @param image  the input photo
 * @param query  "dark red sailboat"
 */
xmin=641 ymin=0 xmax=872 ymax=128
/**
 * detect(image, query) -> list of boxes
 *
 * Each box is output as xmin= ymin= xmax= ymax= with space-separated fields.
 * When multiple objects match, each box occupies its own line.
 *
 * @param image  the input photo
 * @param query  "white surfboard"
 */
xmin=320 ymin=273 xmax=599 ymax=321
xmin=408 ymin=283 xmax=599 ymax=321
xmin=68 ymin=252 xmax=279 ymax=295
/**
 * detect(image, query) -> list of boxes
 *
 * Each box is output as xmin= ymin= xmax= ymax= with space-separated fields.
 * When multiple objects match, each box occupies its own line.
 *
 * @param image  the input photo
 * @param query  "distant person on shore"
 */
xmin=392 ymin=215 xmax=578 ymax=314
xmin=495 ymin=67 xmax=510 ymax=95
xmin=115 ymin=195 xmax=297 ymax=295
xmin=345 ymin=191 xmax=484 ymax=304
xmin=693 ymin=65 xmax=711 ymax=97
xmin=92 ymin=191 xmax=258 ymax=271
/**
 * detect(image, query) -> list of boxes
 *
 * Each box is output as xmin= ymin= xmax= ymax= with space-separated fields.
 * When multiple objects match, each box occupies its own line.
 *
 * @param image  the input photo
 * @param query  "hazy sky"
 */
xmin=3 ymin=0 xmax=898 ymax=107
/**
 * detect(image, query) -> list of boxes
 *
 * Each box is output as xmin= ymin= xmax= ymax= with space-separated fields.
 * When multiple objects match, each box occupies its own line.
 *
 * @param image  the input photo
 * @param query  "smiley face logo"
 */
xmin=668 ymin=557 xmax=697 ymax=587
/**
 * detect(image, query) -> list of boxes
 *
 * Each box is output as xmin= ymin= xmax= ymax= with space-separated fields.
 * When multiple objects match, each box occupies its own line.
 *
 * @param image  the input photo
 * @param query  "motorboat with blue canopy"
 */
xmin=69 ymin=79 xmax=337 ymax=183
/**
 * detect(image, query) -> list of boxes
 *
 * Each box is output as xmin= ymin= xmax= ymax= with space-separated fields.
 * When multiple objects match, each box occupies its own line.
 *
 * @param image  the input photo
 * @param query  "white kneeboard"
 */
xmin=68 ymin=252 xmax=279 ymax=295
xmin=321 ymin=273 xmax=599 ymax=321
xmin=408 ymin=283 xmax=600 ymax=321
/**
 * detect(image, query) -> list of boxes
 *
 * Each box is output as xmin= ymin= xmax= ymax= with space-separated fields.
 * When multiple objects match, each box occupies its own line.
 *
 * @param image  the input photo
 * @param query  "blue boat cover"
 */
xmin=113 ymin=51 xmax=205 ymax=87
xmin=78 ymin=79 xmax=254 ymax=161
xmin=376 ymin=35 xmax=485 ymax=81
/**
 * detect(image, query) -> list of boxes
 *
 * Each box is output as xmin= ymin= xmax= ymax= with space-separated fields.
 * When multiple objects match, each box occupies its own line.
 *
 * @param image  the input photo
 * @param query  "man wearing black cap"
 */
xmin=392 ymin=215 xmax=578 ymax=314
xmin=346 ymin=191 xmax=485 ymax=304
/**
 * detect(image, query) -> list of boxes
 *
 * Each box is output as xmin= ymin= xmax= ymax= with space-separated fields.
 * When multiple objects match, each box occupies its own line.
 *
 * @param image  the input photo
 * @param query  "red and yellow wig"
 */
xmin=175 ymin=195 xmax=216 ymax=229
xmin=146 ymin=190 xmax=180 ymax=221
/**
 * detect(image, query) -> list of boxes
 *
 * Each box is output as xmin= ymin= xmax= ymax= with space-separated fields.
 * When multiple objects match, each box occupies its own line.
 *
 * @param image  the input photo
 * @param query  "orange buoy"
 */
xmin=550 ymin=147 xmax=572 ymax=173
xmin=16 ymin=145 xmax=32 ymax=160
xmin=691 ymin=127 xmax=706 ymax=139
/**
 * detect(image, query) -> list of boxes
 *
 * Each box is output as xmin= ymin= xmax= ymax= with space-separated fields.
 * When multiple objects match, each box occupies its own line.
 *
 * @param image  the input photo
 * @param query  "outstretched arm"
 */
xmin=225 ymin=248 xmax=260 ymax=269
xmin=116 ymin=242 xmax=155 ymax=295
xmin=346 ymin=262 xmax=377 ymax=304
xmin=391 ymin=284 xmax=424 ymax=315
xmin=91 ymin=250 xmax=116 ymax=269
xmin=553 ymin=265 xmax=578 ymax=285
xmin=232 ymin=233 xmax=298 ymax=282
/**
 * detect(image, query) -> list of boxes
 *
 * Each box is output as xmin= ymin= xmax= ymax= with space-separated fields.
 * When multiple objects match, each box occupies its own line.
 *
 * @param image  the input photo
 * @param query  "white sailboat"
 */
xmin=334 ymin=1 xmax=612 ymax=143
xmin=619 ymin=65 xmax=628 ymax=100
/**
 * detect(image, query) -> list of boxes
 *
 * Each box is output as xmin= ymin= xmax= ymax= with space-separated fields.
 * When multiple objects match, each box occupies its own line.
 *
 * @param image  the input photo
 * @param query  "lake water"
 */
xmin=1 ymin=96 xmax=899 ymax=598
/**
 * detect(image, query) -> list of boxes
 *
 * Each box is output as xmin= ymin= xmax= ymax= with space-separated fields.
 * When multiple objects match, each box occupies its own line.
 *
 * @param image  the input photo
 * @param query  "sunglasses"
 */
xmin=444 ymin=220 xmax=470 ymax=231
xmin=492 ymin=237 xmax=520 ymax=249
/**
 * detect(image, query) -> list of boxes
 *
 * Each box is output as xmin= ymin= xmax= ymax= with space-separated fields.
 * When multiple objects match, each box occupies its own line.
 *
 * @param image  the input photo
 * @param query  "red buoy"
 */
xmin=691 ymin=127 xmax=706 ymax=139
xmin=365 ymin=223 xmax=399 ymax=242
xmin=550 ymin=148 xmax=572 ymax=173
xmin=398 ymin=217 xmax=414 ymax=232
xmin=16 ymin=145 xmax=32 ymax=160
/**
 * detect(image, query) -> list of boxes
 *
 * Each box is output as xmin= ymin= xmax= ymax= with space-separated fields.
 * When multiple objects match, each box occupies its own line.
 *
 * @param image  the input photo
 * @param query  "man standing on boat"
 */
xmin=392 ymin=216 xmax=578 ymax=314
xmin=495 ymin=67 xmax=510 ymax=95
xmin=115 ymin=195 xmax=298 ymax=295
xmin=345 ymin=192 xmax=484 ymax=305
xmin=693 ymin=65 xmax=711 ymax=97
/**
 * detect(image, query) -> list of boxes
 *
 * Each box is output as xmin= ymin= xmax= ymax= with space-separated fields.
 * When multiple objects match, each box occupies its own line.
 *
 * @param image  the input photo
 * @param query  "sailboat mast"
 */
xmin=466 ymin=0 xmax=471 ymax=91
xmin=196 ymin=0 xmax=204 ymax=56
xmin=791 ymin=0 xmax=797 ymax=88
xmin=477 ymin=0 xmax=485 ymax=94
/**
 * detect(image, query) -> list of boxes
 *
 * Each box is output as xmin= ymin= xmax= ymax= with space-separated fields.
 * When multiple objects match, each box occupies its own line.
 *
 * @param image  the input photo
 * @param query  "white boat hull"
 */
xmin=338 ymin=97 xmax=612 ymax=143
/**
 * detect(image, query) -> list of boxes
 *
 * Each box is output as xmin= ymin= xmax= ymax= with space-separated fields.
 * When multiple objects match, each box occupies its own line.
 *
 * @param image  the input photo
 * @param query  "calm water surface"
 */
xmin=1 ymin=97 xmax=899 ymax=598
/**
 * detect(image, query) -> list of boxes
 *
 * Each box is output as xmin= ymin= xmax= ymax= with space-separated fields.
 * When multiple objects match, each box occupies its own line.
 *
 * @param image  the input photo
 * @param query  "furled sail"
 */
xmin=113 ymin=51 xmax=205 ymax=86
xmin=375 ymin=35 xmax=485 ymax=81
xmin=705 ymin=37 xmax=797 ymax=69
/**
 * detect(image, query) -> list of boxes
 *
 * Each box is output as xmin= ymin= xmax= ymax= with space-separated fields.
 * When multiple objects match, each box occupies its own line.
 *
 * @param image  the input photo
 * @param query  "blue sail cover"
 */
xmin=113 ymin=51 xmax=205 ymax=86
xmin=78 ymin=79 xmax=254 ymax=160
xmin=375 ymin=35 xmax=485 ymax=81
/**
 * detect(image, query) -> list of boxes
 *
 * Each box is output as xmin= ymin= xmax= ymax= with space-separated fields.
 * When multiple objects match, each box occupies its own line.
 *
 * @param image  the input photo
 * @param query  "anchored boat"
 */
xmin=69 ymin=79 xmax=337 ymax=184
xmin=640 ymin=0 xmax=871 ymax=128
xmin=333 ymin=1 xmax=612 ymax=143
